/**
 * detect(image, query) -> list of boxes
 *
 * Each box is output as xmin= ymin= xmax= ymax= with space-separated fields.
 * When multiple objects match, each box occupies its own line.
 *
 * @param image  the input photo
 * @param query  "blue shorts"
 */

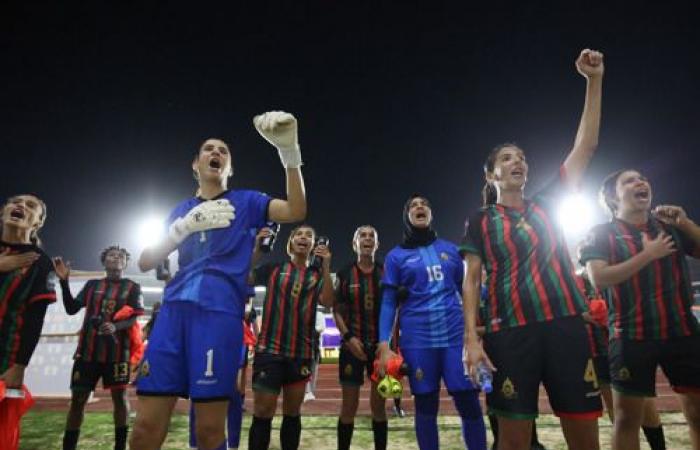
xmin=136 ymin=302 xmax=242 ymax=401
xmin=402 ymin=346 xmax=477 ymax=395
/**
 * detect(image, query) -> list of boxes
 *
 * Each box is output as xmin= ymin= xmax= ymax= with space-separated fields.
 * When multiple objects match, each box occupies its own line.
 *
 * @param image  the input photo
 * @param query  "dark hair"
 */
xmin=192 ymin=137 xmax=233 ymax=181
xmin=100 ymin=245 xmax=131 ymax=265
xmin=482 ymin=143 xmax=521 ymax=206
xmin=3 ymin=194 xmax=47 ymax=247
xmin=599 ymin=168 xmax=636 ymax=217
xmin=286 ymin=224 xmax=316 ymax=257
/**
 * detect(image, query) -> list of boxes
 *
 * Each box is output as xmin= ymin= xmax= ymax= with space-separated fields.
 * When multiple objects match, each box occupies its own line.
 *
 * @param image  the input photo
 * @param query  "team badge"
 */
xmin=617 ymin=367 xmax=631 ymax=381
xmin=440 ymin=252 xmax=449 ymax=261
xmin=415 ymin=367 xmax=424 ymax=381
xmin=501 ymin=377 xmax=517 ymax=399
xmin=140 ymin=360 xmax=150 ymax=377
xmin=300 ymin=365 xmax=311 ymax=377
xmin=344 ymin=364 xmax=353 ymax=376
xmin=105 ymin=299 xmax=117 ymax=314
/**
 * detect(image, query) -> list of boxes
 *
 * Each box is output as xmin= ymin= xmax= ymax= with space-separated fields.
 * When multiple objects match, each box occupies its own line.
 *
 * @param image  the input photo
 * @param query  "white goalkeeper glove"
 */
xmin=253 ymin=111 xmax=302 ymax=168
xmin=168 ymin=199 xmax=235 ymax=245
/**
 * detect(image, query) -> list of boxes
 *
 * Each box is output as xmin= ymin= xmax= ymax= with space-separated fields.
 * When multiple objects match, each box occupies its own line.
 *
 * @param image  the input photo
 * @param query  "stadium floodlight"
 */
xmin=557 ymin=193 xmax=595 ymax=237
xmin=135 ymin=216 xmax=165 ymax=250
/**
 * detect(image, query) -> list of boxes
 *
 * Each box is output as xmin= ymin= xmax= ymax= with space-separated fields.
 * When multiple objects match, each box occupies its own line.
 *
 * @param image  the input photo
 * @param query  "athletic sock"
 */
xmin=414 ymin=391 xmax=440 ymax=450
xmin=62 ymin=429 xmax=80 ymax=450
xmin=227 ymin=393 xmax=243 ymax=449
xmin=280 ymin=415 xmax=302 ymax=450
xmin=248 ymin=416 xmax=272 ymax=450
xmin=488 ymin=414 xmax=499 ymax=449
xmin=642 ymin=425 xmax=666 ymax=450
xmin=337 ymin=420 xmax=354 ymax=450
xmin=452 ymin=390 xmax=487 ymax=450
xmin=372 ymin=419 xmax=388 ymax=450
xmin=115 ymin=425 xmax=128 ymax=450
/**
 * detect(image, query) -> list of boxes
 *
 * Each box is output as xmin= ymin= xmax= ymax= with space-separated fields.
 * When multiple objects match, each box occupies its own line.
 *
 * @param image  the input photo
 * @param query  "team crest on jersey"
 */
xmin=140 ymin=360 xmax=150 ymax=377
xmin=440 ymin=252 xmax=449 ymax=261
xmin=105 ymin=299 xmax=117 ymax=315
xmin=501 ymin=377 xmax=517 ymax=399
xmin=617 ymin=367 xmax=631 ymax=381
xmin=415 ymin=367 xmax=424 ymax=381
xmin=344 ymin=364 xmax=353 ymax=376
xmin=300 ymin=365 xmax=311 ymax=377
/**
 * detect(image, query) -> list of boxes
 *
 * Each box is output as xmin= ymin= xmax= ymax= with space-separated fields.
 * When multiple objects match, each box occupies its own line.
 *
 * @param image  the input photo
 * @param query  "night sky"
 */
xmin=2 ymin=2 xmax=699 ymax=271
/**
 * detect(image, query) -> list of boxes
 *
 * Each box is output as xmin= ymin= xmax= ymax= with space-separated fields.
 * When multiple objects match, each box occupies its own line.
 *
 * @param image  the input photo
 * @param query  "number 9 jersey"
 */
xmin=382 ymin=238 xmax=465 ymax=349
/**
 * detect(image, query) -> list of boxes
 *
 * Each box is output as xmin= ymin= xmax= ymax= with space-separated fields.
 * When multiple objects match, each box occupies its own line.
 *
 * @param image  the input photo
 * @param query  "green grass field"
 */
xmin=18 ymin=411 xmax=691 ymax=449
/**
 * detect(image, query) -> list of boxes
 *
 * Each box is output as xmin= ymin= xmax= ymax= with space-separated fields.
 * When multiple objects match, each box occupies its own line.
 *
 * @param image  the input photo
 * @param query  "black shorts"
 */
xmin=594 ymin=354 xmax=611 ymax=386
xmin=252 ymin=352 xmax=312 ymax=395
xmin=70 ymin=359 xmax=131 ymax=391
xmin=483 ymin=315 xmax=602 ymax=420
xmin=609 ymin=334 xmax=700 ymax=397
xmin=338 ymin=344 xmax=376 ymax=386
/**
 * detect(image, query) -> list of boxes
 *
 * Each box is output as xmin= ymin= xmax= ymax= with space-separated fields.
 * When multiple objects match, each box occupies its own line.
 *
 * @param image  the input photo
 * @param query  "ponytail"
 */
xmin=482 ymin=183 xmax=497 ymax=207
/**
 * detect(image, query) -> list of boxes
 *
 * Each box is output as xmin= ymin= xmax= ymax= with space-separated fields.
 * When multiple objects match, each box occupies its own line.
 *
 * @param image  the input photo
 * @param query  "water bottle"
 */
xmin=477 ymin=363 xmax=493 ymax=394
xmin=310 ymin=236 xmax=330 ymax=270
xmin=259 ymin=221 xmax=280 ymax=253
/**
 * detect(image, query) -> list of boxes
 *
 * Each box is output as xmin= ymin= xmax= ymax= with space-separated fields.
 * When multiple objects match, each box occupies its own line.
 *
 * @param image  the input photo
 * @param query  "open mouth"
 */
xmin=296 ymin=241 xmax=309 ymax=250
xmin=209 ymin=158 xmax=222 ymax=169
xmin=511 ymin=169 xmax=525 ymax=178
xmin=9 ymin=208 xmax=25 ymax=220
xmin=415 ymin=211 xmax=427 ymax=220
xmin=634 ymin=190 xmax=650 ymax=201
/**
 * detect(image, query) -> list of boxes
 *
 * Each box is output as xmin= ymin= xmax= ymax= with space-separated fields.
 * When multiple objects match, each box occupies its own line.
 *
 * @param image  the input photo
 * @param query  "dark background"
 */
xmin=2 ymin=1 xmax=698 ymax=271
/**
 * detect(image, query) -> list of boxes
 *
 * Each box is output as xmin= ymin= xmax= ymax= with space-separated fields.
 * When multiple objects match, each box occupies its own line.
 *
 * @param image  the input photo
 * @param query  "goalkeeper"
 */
xmin=130 ymin=111 xmax=307 ymax=450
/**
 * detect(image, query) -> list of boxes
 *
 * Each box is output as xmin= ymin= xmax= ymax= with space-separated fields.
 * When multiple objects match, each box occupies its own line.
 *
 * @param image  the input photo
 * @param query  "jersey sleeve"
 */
xmin=27 ymin=255 xmax=57 ymax=305
xmin=127 ymin=283 xmax=146 ymax=315
xmin=579 ymin=224 xmax=611 ymax=265
xmin=381 ymin=250 xmax=401 ymax=288
xmin=248 ymin=191 xmax=272 ymax=229
xmin=460 ymin=211 xmax=485 ymax=259
xmin=252 ymin=263 xmax=274 ymax=287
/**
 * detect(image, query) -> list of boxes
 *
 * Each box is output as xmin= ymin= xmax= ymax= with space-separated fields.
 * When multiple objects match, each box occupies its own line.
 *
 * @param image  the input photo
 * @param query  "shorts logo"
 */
xmin=72 ymin=370 xmax=80 ymax=381
xmin=440 ymin=252 xmax=449 ymax=261
xmin=140 ymin=360 xmax=150 ymax=377
xmin=300 ymin=365 xmax=311 ymax=377
xmin=415 ymin=367 xmax=424 ymax=381
xmin=259 ymin=370 xmax=267 ymax=379
xmin=344 ymin=364 xmax=353 ymax=376
xmin=501 ymin=377 xmax=517 ymax=400
xmin=516 ymin=217 xmax=532 ymax=232
xmin=617 ymin=367 xmax=631 ymax=381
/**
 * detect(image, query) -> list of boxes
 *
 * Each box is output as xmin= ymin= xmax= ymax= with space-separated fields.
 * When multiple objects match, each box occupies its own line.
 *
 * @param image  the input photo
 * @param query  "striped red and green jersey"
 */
xmin=579 ymin=218 xmax=700 ymax=340
xmin=461 ymin=172 xmax=588 ymax=333
xmin=254 ymin=262 xmax=323 ymax=360
xmin=0 ymin=242 xmax=57 ymax=373
xmin=335 ymin=262 xmax=383 ymax=347
xmin=69 ymin=278 xmax=144 ymax=363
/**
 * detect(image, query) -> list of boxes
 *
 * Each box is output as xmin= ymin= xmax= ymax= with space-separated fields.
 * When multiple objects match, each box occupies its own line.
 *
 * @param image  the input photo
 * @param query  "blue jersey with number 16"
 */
xmin=163 ymin=189 xmax=270 ymax=315
xmin=382 ymin=238 xmax=465 ymax=349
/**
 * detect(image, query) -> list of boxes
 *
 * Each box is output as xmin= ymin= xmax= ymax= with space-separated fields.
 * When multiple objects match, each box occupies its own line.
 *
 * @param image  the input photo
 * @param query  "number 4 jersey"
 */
xmin=382 ymin=239 xmax=465 ymax=349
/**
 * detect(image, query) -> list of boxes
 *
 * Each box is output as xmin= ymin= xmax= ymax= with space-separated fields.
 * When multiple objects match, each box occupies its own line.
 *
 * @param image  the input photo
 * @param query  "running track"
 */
xmin=33 ymin=364 xmax=682 ymax=415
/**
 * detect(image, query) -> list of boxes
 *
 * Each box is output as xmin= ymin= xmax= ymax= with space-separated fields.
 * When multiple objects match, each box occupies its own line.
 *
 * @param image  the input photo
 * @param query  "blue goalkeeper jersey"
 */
xmin=382 ymin=238 xmax=465 ymax=349
xmin=163 ymin=189 xmax=270 ymax=314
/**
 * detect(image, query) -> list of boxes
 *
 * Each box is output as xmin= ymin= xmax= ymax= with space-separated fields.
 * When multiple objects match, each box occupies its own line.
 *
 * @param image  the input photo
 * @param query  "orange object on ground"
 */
xmin=0 ymin=381 xmax=34 ymax=450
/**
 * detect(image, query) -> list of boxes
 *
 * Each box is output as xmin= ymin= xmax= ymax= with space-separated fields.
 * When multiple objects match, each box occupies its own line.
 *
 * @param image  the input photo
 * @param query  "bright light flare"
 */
xmin=135 ymin=217 xmax=165 ymax=249
xmin=557 ymin=194 xmax=595 ymax=236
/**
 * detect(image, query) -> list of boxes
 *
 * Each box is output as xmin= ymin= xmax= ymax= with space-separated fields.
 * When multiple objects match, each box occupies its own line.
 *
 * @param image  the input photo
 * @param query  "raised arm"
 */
xmin=254 ymin=111 xmax=307 ymax=223
xmin=562 ymin=49 xmax=605 ymax=188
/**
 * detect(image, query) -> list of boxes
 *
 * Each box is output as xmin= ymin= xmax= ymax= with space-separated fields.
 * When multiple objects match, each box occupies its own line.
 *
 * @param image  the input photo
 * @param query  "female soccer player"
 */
xmin=580 ymin=169 xmax=700 ymax=450
xmin=248 ymin=225 xmax=334 ymax=450
xmin=463 ymin=49 xmax=604 ymax=450
xmin=130 ymin=111 xmax=307 ymax=450
xmin=0 ymin=194 xmax=56 ymax=388
xmin=55 ymin=246 xmax=144 ymax=450
xmin=378 ymin=195 xmax=486 ymax=450
xmin=334 ymin=225 xmax=388 ymax=450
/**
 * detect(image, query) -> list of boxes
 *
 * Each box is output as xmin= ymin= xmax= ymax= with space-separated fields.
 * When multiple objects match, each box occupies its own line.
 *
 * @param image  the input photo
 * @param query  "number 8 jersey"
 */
xmin=382 ymin=238 xmax=465 ymax=349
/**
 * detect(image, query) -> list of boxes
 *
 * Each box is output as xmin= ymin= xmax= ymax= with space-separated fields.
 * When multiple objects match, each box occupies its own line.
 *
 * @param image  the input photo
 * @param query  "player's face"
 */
xmin=2 ymin=195 xmax=44 ymax=232
xmin=193 ymin=139 xmax=232 ymax=183
xmin=490 ymin=146 xmax=528 ymax=190
xmin=354 ymin=226 xmax=378 ymax=257
xmin=290 ymin=226 xmax=315 ymax=256
xmin=408 ymin=197 xmax=432 ymax=228
xmin=615 ymin=170 xmax=652 ymax=213
xmin=103 ymin=249 xmax=128 ymax=271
